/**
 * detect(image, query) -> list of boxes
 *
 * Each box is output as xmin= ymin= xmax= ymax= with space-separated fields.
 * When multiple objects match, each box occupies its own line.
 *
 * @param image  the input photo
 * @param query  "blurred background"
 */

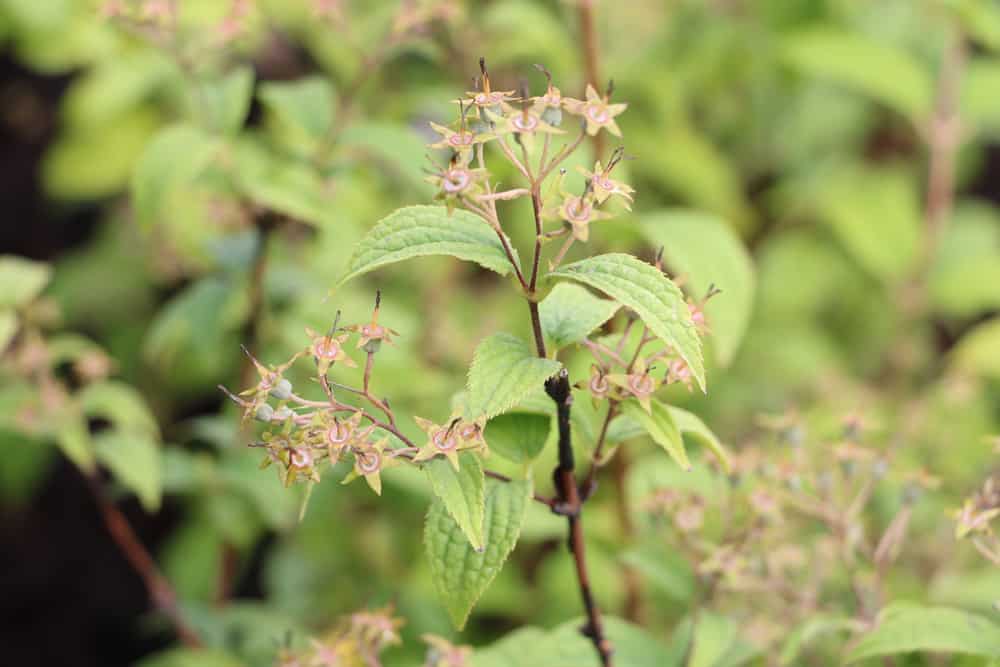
xmin=3 ymin=1 xmax=1000 ymax=665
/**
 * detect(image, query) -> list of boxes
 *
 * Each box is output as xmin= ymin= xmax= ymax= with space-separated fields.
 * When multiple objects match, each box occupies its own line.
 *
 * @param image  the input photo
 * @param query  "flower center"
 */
xmin=356 ymin=450 xmax=381 ymax=474
xmin=443 ymin=169 xmax=471 ymax=193
xmin=432 ymin=428 xmax=458 ymax=452
xmin=448 ymin=132 xmax=475 ymax=147
xmin=590 ymin=374 xmax=609 ymax=394
xmin=629 ymin=374 xmax=655 ymax=396
xmin=326 ymin=421 xmax=351 ymax=446
xmin=585 ymin=103 xmax=609 ymax=124
xmin=511 ymin=113 xmax=539 ymax=132
xmin=566 ymin=197 xmax=592 ymax=223
xmin=290 ymin=448 xmax=313 ymax=469
xmin=313 ymin=338 xmax=341 ymax=360
xmin=459 ymin=423 xmax=479 ymax=441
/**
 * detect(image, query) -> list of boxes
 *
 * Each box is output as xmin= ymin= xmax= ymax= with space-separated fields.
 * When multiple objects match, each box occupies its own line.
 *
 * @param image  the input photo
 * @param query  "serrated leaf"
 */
xmin=667 ymin=405 xmax=730 ymax=473
xmin=78 ymin=381 xmax=160 ymax=439
xmin=549 ymin=254 xmax=705 ymax=391
xmin=622 ymin=399 xmax=690 ymax=471
xmin=258 ymin=76 xmax=335 ymax=139
xmin=640 ymin=210 xmax=754 ymax=366
xmin=0 ymin=255 xmax=51 ymax=309
xmin=539 ymin=282 xmax=620 ymax=350
xmin=466 ymin=333 xmax=562 ymax=420
xmin=845 ymin=602 xmax=1000 ymax=662
xmin=425 ymin=478 xmax=530 ymax=629
xmin=94 ymin=430 xmax=162 ymax=512
xmin=131 ymin=124 xmax=217 ymax=228
xmin=339 ymin=206 xmax=521 ymax=285
xmin=425 ymin=452 xmax=486 ymax=550
xmin=483 ymin=412 xmax=551 ymax=464
xmin=781 ymin=28 xmax=933 ymax=120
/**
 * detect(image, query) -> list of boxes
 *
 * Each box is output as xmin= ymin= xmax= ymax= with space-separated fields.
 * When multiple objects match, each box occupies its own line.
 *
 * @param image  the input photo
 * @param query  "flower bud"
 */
xmin=270 ymin=378 xmax=293 ymax=400
xmin=541 ymin=105 xmax=563 ymax=127
xmin=254 ymin=404 xmax=275 ymax=422
xmin=274 ymin=406 xmax=294 ymax=421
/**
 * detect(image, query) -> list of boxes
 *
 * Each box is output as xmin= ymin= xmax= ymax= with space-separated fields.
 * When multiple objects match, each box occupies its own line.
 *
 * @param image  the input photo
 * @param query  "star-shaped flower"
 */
xmin=577 ymin=148 xmax=634 ymax=209
xmin=563 ymin=84 xmax=627 ymax=137
xmin=412 ymin=416 xmax=484 ymax=470
xmin=607 ymin=363 xmax=660 ymax=412
xmin=306 ymin=327 xmax=356 ymax=375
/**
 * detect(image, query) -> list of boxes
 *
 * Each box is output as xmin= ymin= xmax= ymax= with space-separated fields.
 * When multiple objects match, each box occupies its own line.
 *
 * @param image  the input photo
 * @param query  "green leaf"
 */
xmin=339 ymin=206 xmax=521 ymax=285
xmin=688 ymin=611 xmax=739 ymax=667
xmin=845 ymin=602 xmax=1000 ymax=662
xmin=472 ymin=616 xmax=677 ymax=667
xmin=200 ymin=66 xmax=254 ymax=135
xmin=78 ymin=381 xmax=160 ymax=439
xmin=781 ymin=28 xmax=933 ymax=120
xmin=814 ymin=165 xmax=921 ymax=282
xmin=466 ymin=333 xmax=562 ymax=421
xmin=640 ymin=210 xmax=754 ymax=366
xmin=234 ymin=143 xmax=334 ymax=228
xmin=667 ymin=406 xmax=731 ymax=474
xmin=780 ymin=615 xmax=858 ymax=665
xmin=0 ymin=255 xmax=51 ymax=309
xmin=135 ymin=648 xmax=243 ymax=667
xmin=131 ymin=124 xmax=218 ymax=228
xmin=56 ymin=411 xmax=95 ymax=471
xmin=258 ymin=76 xmax=335 ymax=140
xmin=621 ymin=399 xmax=690 ymax=471
xmin=94 ymin=430 xmax=162 ymax=512
xmin=425 ymin=478 xmax=530 ymax=629
xmin=483 ymin=412 xmax=551 ymax=464
xmin=539 ymin=282 xmax=620 ymax=350
xmin=549 ymin=254 xmax=705 ymax=391
xmin=424 ymin=452 xmax=486 ymax=551
xmin=929 ymin=203 xmax=1000 ymax=316
xmin=0 ymin=310 xmax=17 ymax=352
xmin=951 ymin=317 xmax=1000 ymax=380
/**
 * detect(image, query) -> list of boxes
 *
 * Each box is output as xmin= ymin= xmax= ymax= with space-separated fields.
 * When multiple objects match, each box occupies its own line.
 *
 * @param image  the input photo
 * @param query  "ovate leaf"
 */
xmin=483 ymin=412 xmax=551 ymax=464
xmin=466 ymin=333 xmax=561 ymax=420
xmin=780 ymin=615 xmax=858 ymax=665
xmin=426 ymin=478 xmax=531 ymax=629
xmin=425 ymin=452 xmax=486 ymax=551
xmin=688 ymin=611 xmax=739 ymax=667
xmin=845 ymin=602 xmax=1000 ymax=662
xmin=131 ymin=124 xmax=217 ymax=228
xmin=0 ymin=255 xmax=51 ymax=309
xmin=94 ymin=430 xmax=162 ymax=512
xmin=539 ymin=282 xmax=620 ymax=350
xmin=549 ymin=254 xmax=705 ymax=391
xmin=339 ymin=206 xmax=521 ymax=285
xmin=667 ymin=406 xmax=731 ymax=473
xmin=78 ymin=381 xmax=160 ymax=439
xmin=641 ymin=210 xmax=754 ymax=366
xmin=258 ymin=76 xmax=335 ymax=140
xmin=622 ymin=399 xmax=690 ymax=471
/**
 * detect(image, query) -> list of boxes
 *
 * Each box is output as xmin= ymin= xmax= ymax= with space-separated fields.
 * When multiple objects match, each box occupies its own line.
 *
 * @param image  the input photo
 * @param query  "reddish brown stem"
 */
xmin=545 ymin=371 xmax=614 ymax=667
xmin=85 ymin=474 xmax=202 ymax=648
xmin=576 ymin=0 xmax=604 ymax=159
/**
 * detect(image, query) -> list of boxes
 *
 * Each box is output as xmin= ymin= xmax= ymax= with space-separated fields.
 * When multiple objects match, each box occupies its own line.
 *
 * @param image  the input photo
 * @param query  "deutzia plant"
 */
xmin=224 ymin=58 xmax=727 ymax=667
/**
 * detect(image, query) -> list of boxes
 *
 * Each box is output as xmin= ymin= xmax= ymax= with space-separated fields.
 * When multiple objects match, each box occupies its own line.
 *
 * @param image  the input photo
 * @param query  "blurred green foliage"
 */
xmin=3 ymin=0 xmax=1000 ymax=665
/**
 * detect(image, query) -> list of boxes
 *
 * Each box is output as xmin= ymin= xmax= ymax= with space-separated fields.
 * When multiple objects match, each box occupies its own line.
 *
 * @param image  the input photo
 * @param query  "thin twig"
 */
xmin=85 ymin=473 xmax=202 ymax=647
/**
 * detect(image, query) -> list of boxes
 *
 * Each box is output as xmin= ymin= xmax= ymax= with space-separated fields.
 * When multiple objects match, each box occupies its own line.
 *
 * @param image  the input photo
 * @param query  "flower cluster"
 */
xmin=425 ymin=59 xmax=633 ymax=264
xmin=954 ymin=471 xmax=1000 ymax=566
xmin=223 ymin=296 xmax=487 ymax=496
